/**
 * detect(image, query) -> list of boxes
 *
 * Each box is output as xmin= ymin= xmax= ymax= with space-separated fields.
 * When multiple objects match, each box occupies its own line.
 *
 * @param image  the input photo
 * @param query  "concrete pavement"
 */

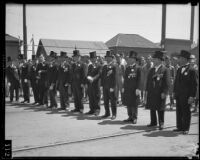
xmin=5 ymin=96 xmax=199 ymax=157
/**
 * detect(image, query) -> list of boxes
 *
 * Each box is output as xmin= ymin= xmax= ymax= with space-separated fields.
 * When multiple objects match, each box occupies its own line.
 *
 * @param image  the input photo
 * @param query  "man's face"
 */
xmin=165 ymin=58 xmax=171 ymax=66
xmin=73 ymin=56 xmax=80 ymax=62
xmin=90 ymin=57 xmax=96 ymax=64
xmin=106 ymin=56 xmax=113 ymax=64
xmin=178 ymin=56 xmax=187 ymax=66
xmin=153 ymin=58 xmax=161 ymax=66
xmin=127 ymin=57 xmax=136 ymax=65
xmin=140 ymin=58 xmax=146 ymax=65
xmin=116 ymin=56 xmax=121 ymax=64
xmin=39 ymin=55 xmax=44 ymax=63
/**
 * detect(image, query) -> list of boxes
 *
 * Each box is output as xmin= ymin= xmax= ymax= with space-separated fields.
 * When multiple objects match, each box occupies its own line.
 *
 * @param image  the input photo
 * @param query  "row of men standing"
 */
xmin=6 ymin=49 xmax=198 ymax=134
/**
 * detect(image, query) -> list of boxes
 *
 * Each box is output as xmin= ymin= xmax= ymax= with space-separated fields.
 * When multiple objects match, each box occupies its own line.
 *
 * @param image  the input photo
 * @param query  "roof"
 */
xmin=106 ymin=33 xmax=160 ymax=49
xmin=165 ymin=38 xmax=192 ymax=43
xmin=38 ymin=39 xmax=108 ymax=56
xmin=6 ymin=34 xmax=22 ymax=42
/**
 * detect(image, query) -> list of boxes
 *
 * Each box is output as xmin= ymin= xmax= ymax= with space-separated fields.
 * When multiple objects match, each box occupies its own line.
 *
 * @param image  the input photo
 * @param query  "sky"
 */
xmin=6 ymin=4 xmax=199 ymax=59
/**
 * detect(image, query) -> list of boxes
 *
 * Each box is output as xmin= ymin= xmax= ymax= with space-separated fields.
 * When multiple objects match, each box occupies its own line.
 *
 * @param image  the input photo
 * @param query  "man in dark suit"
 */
xmin=47 ymin=51 xmax=58 ymax=109
xmin=57 ymin=51 xmax=71 ymax=111
xmin=85 ymin=51 xmax=102 ymax=116
xmin=6 ymin=56 xmax=20 ymax=102
xmin=36 ymin=54 xmax=49 ymax=106
xmin=101 ymin=51 xmax=118 ymax=120
xmin=146 ymin=51 xmax=170 ymax=130
xmin=71 ymin=49 xmax=86 ymax=113
xmin=123 ymin=51 xmax=141 ymax=124
xmin=19 ymin=54 xmax=31 ymax=103
xmin=173 ymin=50 xmax=198 ymax=134
xmin=29 ymin=55 xmax=39 ymax=104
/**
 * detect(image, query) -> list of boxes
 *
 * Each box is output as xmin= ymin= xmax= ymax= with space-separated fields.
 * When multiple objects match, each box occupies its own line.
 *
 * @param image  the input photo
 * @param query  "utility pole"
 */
xmin=190 ymin=5 xmax=195 ymax=43
xmin=23 ymin=4 xmax=27 ymax=59
xmin=161 ymin=4 xmax=167 ymax=50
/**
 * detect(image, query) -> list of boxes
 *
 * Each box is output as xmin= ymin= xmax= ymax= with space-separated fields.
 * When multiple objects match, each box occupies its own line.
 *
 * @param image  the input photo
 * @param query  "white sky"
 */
xmin=6 ymin=4 xmax=199 ymax=59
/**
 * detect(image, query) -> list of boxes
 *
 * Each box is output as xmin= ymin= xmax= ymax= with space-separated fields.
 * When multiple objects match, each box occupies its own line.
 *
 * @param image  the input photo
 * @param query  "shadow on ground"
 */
xmin=120 ymin=124 xmax=156 ymax=132
xmin=143 ymin=130 xmax=179 ymax=137
xmin=98 ymin=120 xmax=126 ymax=125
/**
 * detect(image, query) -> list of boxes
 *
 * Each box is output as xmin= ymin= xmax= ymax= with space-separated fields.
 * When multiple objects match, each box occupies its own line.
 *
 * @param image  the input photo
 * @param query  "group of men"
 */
xmin=6 ymin=49 xmax=198 ymax=134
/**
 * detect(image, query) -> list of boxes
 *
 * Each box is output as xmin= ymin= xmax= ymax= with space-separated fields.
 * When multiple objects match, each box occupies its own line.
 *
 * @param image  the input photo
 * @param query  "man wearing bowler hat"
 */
xmin=123 ymin=51 xmax=141 ymax=124
xmin=71 ymin=49 xmax=86 ymax=113
xmin=47 ymin=51 xmax=58 ymax=109
xmin=19 ymin=54 xmax=31 ymax=103
xmin=6 ymin=56 xmax=20 ymax=102
xmin=146 ymin=50 xmax=170 ymax=130
xmin=101 ymin=50 xmax=118 ymax=120
xmin=173 ymin=50 xmax=198 ymax=134
xmin=29 ymin=55 xmax=39 ymax=105
xmin=85 ymin=51 xmax=102 ymax=116
xmin=57 ymin=51 xmax=71 ymax=111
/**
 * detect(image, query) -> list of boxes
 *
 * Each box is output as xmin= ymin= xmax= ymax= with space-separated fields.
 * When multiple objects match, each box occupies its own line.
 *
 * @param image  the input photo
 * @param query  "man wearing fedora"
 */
xmin=123 ymin=51 xmax=141 ymax=124
xmin=71 ymin=49 xmax=86 ymax=113
xmin=29 ymin=55 xmax=39 ymax=105
xmin=36 ymin=54 xmax=49 ymax=106
xmin=6 ymin=56 xmax=20 ymax=102
xmin=47 ymin=51 xmax=58 ymax=109
xmin=85 ymin=51 xmax=102 ymax=116
xmin=101 ymin=50 xmax=118 ymax=120
xmin=173 ymin=50 xmax=198 ymax=134
xmin=57 ymin=51 xmax=71 ymax=111
xmin=146 ymin=50 xmax=170 ymax=130
xmin=19 ymin=54 xmax=31 ymax=103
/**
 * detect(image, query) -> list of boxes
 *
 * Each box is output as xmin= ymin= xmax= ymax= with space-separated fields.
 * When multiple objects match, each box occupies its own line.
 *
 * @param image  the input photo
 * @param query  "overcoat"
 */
xmin=146 ymin=65 xmax=170 ymax=111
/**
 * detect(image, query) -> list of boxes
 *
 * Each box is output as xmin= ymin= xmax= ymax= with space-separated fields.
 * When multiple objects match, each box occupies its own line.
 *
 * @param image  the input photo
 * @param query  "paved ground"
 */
xmin=5 ymin=96 xmax=199 ymax=157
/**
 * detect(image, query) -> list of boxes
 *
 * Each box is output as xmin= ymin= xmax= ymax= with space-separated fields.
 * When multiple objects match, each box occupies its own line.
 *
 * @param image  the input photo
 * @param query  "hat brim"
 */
xmin=105 ymin=56 xmax=114 ymax=58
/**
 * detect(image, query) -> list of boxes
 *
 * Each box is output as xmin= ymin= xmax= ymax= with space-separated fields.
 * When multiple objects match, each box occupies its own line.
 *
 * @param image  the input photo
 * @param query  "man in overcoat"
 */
xmin=57 ymin=51 xmax=71 ymax=110
xmin=85 ymin=51 xmax=102 ymax=116
xmin=101 ymin=51 xmax=118 ymax=120
xmin=71 ymin=49 xmax=86 ymax=113
xmin=173 ymin=50 xmax=198 ymax=134
xmin=123 ymin=51 xmax=141 ymax=124
xmin=146 ymin=51 xmax=170 ymax=130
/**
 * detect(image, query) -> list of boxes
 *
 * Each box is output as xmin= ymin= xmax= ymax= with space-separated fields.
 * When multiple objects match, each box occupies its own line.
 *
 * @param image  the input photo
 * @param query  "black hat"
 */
xmin=50 ymin=51 xmax=55 ymax=57
xmin=32 ymin=55 xmax=36 ymax=60
xmin=152 ymin=50 xmax=166 ymax=61
xmin=105 ymin=51 xmax=114 ymax=58
xmin=72 ymin=50 xmax=80 ymax=57
xmin=89 ymin=51 xmax=97 ymax=58
xmin=7 ymin=56 xmax=12 ymax=62
xmin=18 ymin=54 xmax=24 ymax=60
xmin=178 ymin=50 xmax=191 ymax=59
xmin=129 ymin=50 xmax=138 ymax=59
xmin=60 ymin=51 xmax=67 ymax=57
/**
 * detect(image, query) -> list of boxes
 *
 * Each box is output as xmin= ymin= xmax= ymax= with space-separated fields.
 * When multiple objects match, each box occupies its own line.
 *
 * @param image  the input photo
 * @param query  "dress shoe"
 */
xmin=57 ymin=108 xmax=65 ymax=111
xmin=101 ymin=114 xmax=110 ymax=118
xmin=147 ymin=124 xmax=157 ymax=127
xmin=71 ymin=109 xmax=79 ymax=113
xmin=111 ymin=115 xmax=116 ymax=120
xmin=132 ymin=119 xmax=137 ymax=124
xmin=85 ymin=110 xmax=94 ymax=115
xmin=123 ymin=118 xmax=132 ymax=122
xmin=182 ymin=131 xmax=189 ymax=135
xmin=159 ymin=125 xmax=164 ymax=130
xmin=173 ymin=129 xmax=182 ymax=132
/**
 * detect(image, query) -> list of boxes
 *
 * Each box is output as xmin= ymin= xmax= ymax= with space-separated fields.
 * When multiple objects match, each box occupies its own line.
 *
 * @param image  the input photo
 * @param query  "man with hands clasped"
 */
xmin=146 ymin=51 xmax=170 ymax=130
xmin=123 ymin=51 xmax=141 ymax=124
xmin=85 ymin=51 xmax=102 ymax=116
xmin=101 ymin=51 xmax=117 ymax=120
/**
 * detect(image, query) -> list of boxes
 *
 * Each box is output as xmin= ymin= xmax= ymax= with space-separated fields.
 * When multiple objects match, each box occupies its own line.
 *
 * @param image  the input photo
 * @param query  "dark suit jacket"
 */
xmin=71 ymin=62 xmax=86 ymax=85
xmin=146 ymin=64 xmax=170 ymax=110
xmin=174 ymin=64 xmax=198 ymax=99
xmin=6 ymin=65 xmax=20 ymax=87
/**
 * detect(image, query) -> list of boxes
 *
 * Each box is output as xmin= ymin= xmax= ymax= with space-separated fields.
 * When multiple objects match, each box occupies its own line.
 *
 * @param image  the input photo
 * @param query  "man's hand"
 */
xmin=24 ymin=79 xmax=28 ymax=83
xmin=161 ymin=93 xmax=166 ymax=99
xmin=65 ymin=83 xmax=69 ymax=87
xmin=87 ymin=76 xmax=93 ymax=83
xmin=188 ymin=97 xmax=194 ymax=104
xmin=110 ymin=88 xmax=114 ymax=92
xmin=122 ymin=88 xmax=124 ymax=93
xmin=8 ymin=82 xmax=11 ymax=87
xmin=81 ymin=84 xmax=84 ymax=88
xmin=135 ymin=89 xmax=141 ymax=96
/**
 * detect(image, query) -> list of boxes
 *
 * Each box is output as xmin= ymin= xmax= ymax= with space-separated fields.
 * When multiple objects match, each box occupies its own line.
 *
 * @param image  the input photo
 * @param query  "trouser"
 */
xmin=150 ymin=109 xmax=165 ymax=126
xmin=88 ymin=84 xmax=100 ymax=112
xmin=116 ymin=83 xmax=124 ymax=104
xmin=103 ymin=87 xmax=117 ymax=116
xmin=9 ymin=83 xmax=19 ymax=101
xmin=31 ymin=81 xmax=39 ymax=103
xmin=38 ymin=81 xmax=48 ymax=105
xmin=59 ymin=83 xmax=69 ymax=109
xmin=175 ymin=96 xmax=191 ymax=131
xmin=72 ymin=83 xmax=84 ymax=110
xmin=49 ymin=88 xmax=57 ymax=107
xmin=22 ymin=81 xmax=30 ymax=101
